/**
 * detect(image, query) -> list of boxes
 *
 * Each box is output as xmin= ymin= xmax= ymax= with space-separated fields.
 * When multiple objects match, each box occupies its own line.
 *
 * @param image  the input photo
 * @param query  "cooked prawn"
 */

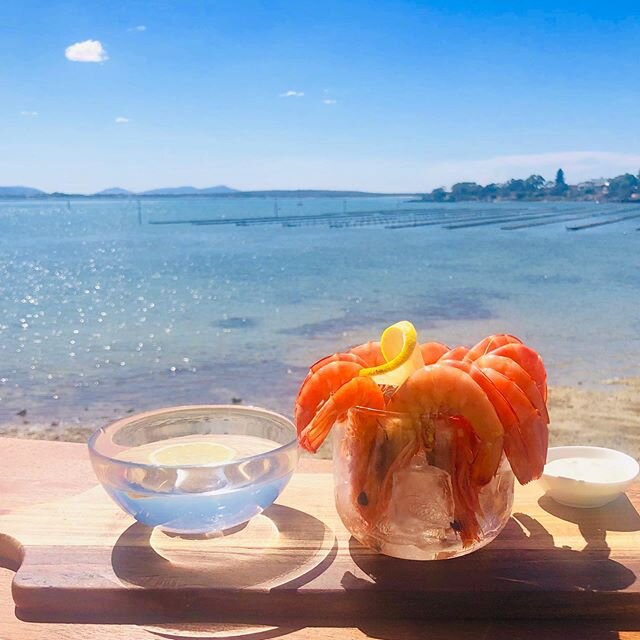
xmin=386 ymin=363 xmax=505 ymax=546
xmin=446 ymin=416 xmax=483 ymax=546
xmin=420 ymin=341 xmax=449 ymax=364
xmin=387 ymin=363 xmax=504 ymax=473
xmin=343 ymin=408 xmax=420 ymax=526
xmin=308 ymin=351 xmax=367 ymax=374
xmin=464 ymin=334 xmax=522 ymax=362
xmin=349 ymin=341 xmax=386 ymax=367
xmin=439 ymin=359 xmax=516 ymax=486
xmin=490 ymin=343 xmax=548 ymax=402
xmin=480 ymin=367 xmax=547 ymax=483
xmin=475 ymin=353 xmax=549 ymax=423
xmin=296 ymin=352 xmax=367 ymax=405
xmin=298 ymin=376 xmax=385 ymax=453
xmin=438 ymin=345 xmax=469 ymax=361
xmin=341 ymin=408 xmax=383 ymax=521
xmin=294 ymin=360 xmax=362 ymax=434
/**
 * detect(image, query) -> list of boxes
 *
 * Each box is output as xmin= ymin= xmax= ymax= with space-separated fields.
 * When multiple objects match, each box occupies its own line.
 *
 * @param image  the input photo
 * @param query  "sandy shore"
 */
xmin=546 ymin=378 xmax=640 ymax=461
xmin=1 ymin=379 xmax=639 ymax=461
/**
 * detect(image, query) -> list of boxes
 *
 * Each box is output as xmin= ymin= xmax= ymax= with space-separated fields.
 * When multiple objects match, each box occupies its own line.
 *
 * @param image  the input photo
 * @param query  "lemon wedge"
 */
xmin=359 ymin=320 xmax=424 ymax=387
xmin=150 ymin=441 xmax=236 ymax=466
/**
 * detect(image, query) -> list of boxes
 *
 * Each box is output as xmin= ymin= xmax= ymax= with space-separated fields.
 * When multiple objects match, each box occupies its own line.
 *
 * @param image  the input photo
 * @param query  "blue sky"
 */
xmin=1 ymin=0 xmax=639 ymax=193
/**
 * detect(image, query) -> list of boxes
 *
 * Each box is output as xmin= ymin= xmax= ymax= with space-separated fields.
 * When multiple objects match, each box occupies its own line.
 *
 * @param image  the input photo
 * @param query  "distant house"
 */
xmin=576 ymin=178 xmax=607 ymax=191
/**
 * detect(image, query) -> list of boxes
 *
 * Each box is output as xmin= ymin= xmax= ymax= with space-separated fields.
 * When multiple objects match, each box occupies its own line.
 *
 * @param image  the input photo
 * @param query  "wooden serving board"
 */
xmin=1 ymin=438 xmax=639 ymax=624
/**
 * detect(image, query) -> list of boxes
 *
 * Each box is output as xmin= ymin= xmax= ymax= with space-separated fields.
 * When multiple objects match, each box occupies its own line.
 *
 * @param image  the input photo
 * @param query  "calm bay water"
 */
xmin=1 ymin=197 xmax=638 ymax=432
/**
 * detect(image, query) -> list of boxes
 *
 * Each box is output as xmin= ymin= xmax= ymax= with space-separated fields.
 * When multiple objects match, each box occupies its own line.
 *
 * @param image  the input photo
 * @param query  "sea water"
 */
xmin=108 ymin=434 xmax=291 ymax=532
xmin=0 ymin=197 xmax=639 ymax=431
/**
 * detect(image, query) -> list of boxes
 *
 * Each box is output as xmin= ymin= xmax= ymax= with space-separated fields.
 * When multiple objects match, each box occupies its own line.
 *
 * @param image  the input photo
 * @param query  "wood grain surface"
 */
xmin=1 ymin=437 xmax=640 ymax=639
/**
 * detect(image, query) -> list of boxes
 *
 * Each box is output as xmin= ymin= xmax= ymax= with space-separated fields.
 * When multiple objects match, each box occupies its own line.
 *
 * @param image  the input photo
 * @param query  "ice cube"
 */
xmin=379 ymin=461 xmax=455 ymax=546
xmin=478 ymin=460 xmax=514 ymax=531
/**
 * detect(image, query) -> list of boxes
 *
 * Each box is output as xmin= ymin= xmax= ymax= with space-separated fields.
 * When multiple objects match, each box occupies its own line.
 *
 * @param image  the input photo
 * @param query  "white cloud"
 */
xmin=115 ymin=117 xmax=129 ymax=124
xmin=279 ymin=90 xmax=304 ymax=98
xmin=65 ymin=40 xmax=108 ymax=63
xmin=424 ymin=151 xmax=640 ymax=189
xmin=129 ymin=25 xmax=146 ymax=32
xmin=20 ymin=111 xmax=38 ymax=117
xmin=323 ymin=99 xmax=337 ymax=105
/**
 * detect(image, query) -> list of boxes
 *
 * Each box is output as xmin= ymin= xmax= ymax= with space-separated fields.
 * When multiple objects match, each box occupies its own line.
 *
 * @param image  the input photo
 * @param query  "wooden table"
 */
xmin=1 ymin=437 xmax=639 ymax=639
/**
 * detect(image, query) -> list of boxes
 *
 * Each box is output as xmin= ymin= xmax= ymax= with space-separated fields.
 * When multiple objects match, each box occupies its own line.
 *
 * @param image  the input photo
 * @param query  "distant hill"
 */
xmin=0 ymin=186 xmax=46 ymax=197
xmin=140 ymin=185 xmax=238 ymax=196
xmin=94 ymin=187 xmax=134 ymax=196
xmin=0 ymin=185 xmax=409 ymax=198
xmin=199 ymin=185 xmax=239 ymax=194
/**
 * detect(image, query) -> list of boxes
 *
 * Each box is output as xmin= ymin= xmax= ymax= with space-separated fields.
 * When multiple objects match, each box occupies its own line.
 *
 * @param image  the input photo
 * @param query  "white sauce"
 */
xmin=545 ymin=456 xmax=630 ymax=483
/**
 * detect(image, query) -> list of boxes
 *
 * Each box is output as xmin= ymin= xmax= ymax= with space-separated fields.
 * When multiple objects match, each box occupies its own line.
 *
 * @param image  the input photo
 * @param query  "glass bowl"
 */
xmin=88 ymin=405 xmax=299 ymax=534
xmin=333 ymin=407 xmax=514 ymax=560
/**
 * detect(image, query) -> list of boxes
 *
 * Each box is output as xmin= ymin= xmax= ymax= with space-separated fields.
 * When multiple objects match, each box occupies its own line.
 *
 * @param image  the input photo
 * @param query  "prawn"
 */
xmin=295 ymin=352 xmax=367 ymax=410
xmin=464 ymin=334 xmax=522 ymax=362
xmin=386 ymin=363 xmax=504 ymax=466
xmin=439 ymin=359 xmax=517 ymax=486
xmin=308 ymin=351 xmax=367 ymax=374
xmin=386 ymin=363 xmax=505 ymax=546
xmin=475 ymin=353 xmax=549 ymax=424
xmin=420 ymin=341 xmax=450 ymax=364
xmin=348 ymin=341 xmax=386 ymax=367
xmin=446 ymin=416 xmax=483 ymax=546
xmin=479 ymin=367 xmax=547 ymax=483
xmin=343 ymin=407 xmax=420 ymax=527
xmin=490 ymin=343 xmax=548 ymax=402
xmin=294 ymin=360 xmax=363 ymax=435
xmin=298 ymin=376 xmax=385 ymax=453
xmin=438 ymin=345 xmax=469 ymax=361
xmin=445 ymin=356 xmax=547 ymax=485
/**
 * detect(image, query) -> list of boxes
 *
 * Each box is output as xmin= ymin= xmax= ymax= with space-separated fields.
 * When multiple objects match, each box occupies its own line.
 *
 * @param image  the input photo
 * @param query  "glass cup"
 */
xmin=333 ymin=406 xmax=514 ymax=560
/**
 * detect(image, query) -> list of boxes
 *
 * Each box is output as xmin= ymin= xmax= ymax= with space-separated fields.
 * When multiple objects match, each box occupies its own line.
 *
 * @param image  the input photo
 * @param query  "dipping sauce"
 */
xmin=544 ymin=456 xmax=631 ymax=483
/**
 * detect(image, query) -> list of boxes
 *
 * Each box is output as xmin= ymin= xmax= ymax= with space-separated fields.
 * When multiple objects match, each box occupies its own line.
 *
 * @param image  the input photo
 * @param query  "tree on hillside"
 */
xmin=525 ymin=174 xmax=545 ymax=191
xmin=607 ymin=173 xmax=639 ymax=200
xmin=429 ymin=187 xmax=447 ymax=202
xmin=502 ymin=179 xmax=528 ymax=199
xmin=450 ymin=182 xmax=483 ymax=200
xmin=553 ymin=168 xmax=568 ymax=195
xmin=482 ymin=183 xmax=499 ymax=199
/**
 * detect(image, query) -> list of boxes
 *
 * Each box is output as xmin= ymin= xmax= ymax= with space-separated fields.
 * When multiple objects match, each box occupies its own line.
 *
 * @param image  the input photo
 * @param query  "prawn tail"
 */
xmin=298 ymin=401 xmax=337 ymax=453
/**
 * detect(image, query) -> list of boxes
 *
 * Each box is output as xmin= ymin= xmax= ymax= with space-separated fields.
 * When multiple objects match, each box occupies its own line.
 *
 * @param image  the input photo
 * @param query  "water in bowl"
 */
xmin=109 ymin=434 xmax=292 ymax=533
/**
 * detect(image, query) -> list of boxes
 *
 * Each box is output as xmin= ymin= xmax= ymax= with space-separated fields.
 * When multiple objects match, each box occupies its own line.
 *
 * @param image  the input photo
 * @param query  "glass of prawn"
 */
xmin=294 ymin=325 xmax=548 ymax=560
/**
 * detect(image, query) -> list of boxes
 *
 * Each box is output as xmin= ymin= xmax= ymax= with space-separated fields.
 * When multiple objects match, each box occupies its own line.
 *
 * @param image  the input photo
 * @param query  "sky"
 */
xmin=1 ymin=0 xmax=640 ymax=193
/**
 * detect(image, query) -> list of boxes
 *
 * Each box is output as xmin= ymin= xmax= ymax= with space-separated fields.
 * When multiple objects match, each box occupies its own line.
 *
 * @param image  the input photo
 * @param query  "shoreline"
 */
xmin=2 ymin=378 xmax=639 ymax=461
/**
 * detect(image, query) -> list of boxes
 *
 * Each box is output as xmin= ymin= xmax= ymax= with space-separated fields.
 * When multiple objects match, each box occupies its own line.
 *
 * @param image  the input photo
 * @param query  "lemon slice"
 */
xmin=150 ymin=441 xmax=236 ymax=466
xmin=359 ymin=320 xmax=424 ymax=387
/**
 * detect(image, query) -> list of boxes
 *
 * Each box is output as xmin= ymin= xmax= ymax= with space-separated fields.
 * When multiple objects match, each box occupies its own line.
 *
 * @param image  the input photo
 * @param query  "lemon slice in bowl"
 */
xmin=359 ymin=320 xmax=425 ymax=387
xmin=150 ymin=441 xmax=236 ymax=466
